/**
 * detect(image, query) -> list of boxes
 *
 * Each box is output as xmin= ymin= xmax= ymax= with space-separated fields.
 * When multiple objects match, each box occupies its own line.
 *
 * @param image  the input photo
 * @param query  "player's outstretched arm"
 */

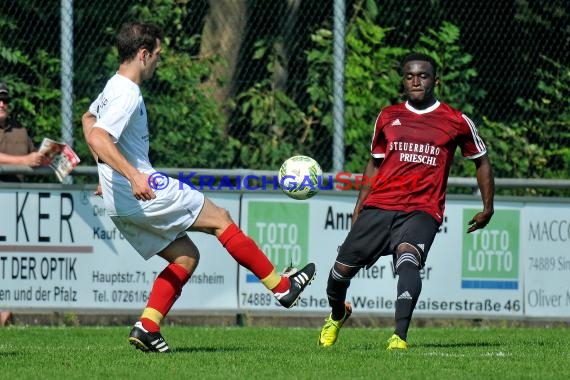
xmin=467 ymin=154 xmax=495 ymax=233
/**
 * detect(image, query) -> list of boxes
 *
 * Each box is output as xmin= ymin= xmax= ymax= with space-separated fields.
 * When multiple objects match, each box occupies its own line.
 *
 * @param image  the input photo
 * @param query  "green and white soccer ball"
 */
xmin=278 ymin=155 xmax=323 ymax=200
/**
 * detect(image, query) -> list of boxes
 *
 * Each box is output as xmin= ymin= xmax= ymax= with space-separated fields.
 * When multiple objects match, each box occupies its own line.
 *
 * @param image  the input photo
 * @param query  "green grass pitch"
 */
xmin=0 ymin=325 xmax=568 ymax=379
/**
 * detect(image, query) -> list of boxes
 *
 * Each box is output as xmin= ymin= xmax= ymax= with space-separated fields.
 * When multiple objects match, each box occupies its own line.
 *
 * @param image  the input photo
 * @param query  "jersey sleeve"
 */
xmin=459 ymin=114 xmax=487 ymax=159
xmin=91 ymin=91 xmax=139 ymax=142
xmin=370 ymin=111 xmax=387 ymax=158
xmin=88 ymin=94 xmax=101 ymax=116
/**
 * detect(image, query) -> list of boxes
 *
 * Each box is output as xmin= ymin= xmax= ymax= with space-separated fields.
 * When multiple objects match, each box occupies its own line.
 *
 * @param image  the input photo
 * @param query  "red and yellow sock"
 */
xmin=140 ymin=263 xmax=190 ymax=332
xmin=219 ymin=223 xmax=289 ymax=293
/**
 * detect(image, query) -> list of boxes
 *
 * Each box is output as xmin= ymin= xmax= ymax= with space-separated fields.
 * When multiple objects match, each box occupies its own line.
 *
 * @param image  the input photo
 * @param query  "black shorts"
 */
xmin=336 ymin=207 xmax=440 ymax=269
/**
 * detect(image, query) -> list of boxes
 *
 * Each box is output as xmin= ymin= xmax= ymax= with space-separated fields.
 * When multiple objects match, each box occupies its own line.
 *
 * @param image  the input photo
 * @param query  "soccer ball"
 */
xmin=278 ymin=155 xmax=323 ymax=200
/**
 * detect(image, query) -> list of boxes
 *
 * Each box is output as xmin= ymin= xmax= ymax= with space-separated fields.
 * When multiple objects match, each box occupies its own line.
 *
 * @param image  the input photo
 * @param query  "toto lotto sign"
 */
xmin=461 ymin=209 xmax=520 ymax=290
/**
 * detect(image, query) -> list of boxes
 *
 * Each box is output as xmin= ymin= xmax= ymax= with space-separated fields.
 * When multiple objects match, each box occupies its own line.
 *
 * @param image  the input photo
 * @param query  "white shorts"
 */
xmin=110 ymin=179 xmax=205 ymax=260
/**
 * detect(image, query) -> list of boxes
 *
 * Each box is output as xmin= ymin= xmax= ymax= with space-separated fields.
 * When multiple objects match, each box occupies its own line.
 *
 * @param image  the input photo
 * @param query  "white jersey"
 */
xmin=88 ymin=74 xmax=205 ymax=258
xmin=89 ymin=73 xmax=155 ymax=216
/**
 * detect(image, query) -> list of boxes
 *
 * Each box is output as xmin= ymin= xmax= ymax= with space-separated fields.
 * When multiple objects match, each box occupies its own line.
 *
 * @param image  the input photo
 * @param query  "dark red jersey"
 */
xmin=363 ymin=100 xmax=486 ymax=223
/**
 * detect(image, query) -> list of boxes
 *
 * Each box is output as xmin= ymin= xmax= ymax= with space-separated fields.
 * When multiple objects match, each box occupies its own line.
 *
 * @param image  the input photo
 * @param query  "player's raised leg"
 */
xmin=191 ymin=197 xmax=316 ymax=308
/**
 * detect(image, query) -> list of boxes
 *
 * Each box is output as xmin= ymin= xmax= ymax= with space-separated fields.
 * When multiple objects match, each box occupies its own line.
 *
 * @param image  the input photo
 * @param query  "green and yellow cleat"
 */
xmin=386 ymin=334 xmax=408 ymax=351
xmin=318 ymin=302 xmax=352 ymax=347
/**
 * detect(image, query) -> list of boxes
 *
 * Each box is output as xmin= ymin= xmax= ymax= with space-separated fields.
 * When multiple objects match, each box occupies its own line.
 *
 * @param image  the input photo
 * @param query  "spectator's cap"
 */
xmin=0 ymin=83 xmax=9 ymax=99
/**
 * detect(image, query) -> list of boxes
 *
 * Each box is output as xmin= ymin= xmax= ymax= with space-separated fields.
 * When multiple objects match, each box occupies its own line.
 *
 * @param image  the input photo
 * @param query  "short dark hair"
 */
xmin=116 ymin=21 xmax=164 ymax=63
xmin=400 ymin=53 xmax=437 ymax=77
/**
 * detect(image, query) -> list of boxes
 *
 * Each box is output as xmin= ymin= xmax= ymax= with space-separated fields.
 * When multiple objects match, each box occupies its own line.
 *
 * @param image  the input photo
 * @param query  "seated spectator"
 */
xmin=0 ymin=81 xmax=44 ymax=325
xmin=0 ymin=82 xmax=44 ymax=182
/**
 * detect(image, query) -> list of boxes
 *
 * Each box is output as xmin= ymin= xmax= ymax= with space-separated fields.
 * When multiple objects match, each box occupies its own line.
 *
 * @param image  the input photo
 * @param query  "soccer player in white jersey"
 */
xmin=317 ymin=53 xmax=495 ymax=350
xmin=82 ymin=21 xmax=315 ymax=353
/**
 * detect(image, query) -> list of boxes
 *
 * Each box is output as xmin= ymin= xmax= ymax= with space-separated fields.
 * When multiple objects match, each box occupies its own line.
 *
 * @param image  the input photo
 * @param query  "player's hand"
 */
xmin=467 ymin=210 xmax=494 ymax=233
xmin=23 ymin=152 xmax=44 ymax=167
xmin=94 ymin=183 xmax=103 ymax=197
xmin=131 ymin=172 xmax=156 ymax=201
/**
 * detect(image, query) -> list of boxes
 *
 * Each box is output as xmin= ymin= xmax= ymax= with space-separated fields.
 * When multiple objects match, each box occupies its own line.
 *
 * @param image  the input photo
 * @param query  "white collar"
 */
xmin=405 ymin=100 xmax=440 ymax=114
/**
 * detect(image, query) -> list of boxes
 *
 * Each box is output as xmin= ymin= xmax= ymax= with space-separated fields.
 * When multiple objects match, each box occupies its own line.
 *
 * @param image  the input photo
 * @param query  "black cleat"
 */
xmin=128 ymin=321 xmax=171 ymax=353
xmin=274 ymin=263 xmax=316 ymax=308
